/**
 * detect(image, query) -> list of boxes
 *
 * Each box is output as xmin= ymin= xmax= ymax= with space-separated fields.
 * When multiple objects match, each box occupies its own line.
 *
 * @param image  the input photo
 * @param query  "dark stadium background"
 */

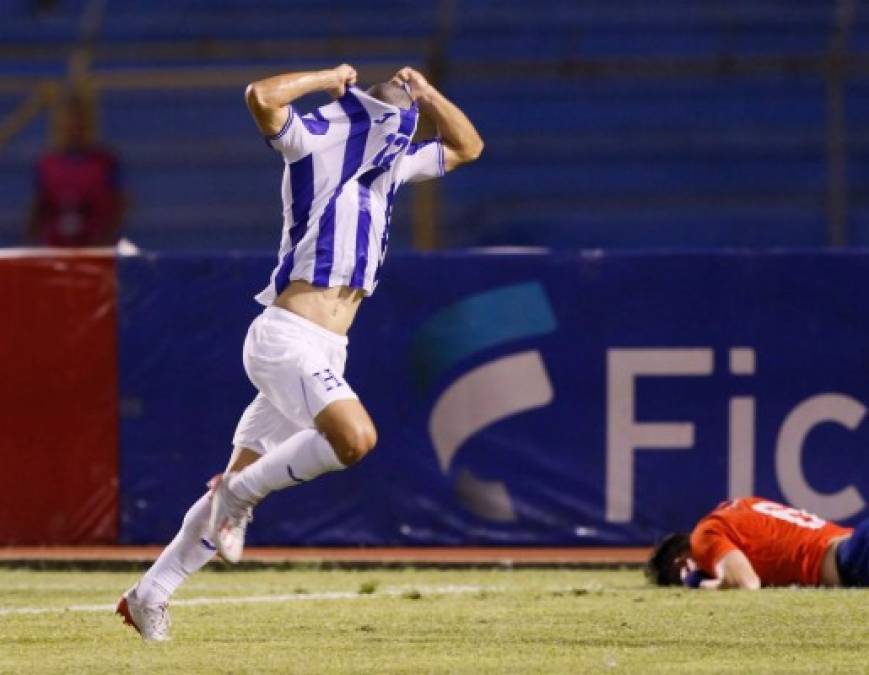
xmin=3 ymin=0 xmax=868 ymax=251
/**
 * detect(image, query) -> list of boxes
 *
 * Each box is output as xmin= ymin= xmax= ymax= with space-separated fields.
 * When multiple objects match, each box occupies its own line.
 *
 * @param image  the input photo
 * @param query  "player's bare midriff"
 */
xmin=273 ymin=279 xmax=364 ymax=335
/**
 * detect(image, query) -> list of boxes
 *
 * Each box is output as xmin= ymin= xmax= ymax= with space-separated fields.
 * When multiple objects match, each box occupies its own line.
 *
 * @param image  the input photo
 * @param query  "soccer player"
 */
xmin=116 ymin=63 xmax=483 ymax=640
xmin=647 ymin=496 xmax=869 ymax=590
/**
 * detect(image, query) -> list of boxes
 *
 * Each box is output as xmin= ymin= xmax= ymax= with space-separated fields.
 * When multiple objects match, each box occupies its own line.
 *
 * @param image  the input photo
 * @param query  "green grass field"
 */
xmin=0 ymin=567 xmax=865 ymax=674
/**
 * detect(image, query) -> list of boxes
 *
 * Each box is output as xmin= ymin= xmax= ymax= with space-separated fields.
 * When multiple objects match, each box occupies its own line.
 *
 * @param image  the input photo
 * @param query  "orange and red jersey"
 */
xmin=690 ymin=497 xmax=852 ymax=587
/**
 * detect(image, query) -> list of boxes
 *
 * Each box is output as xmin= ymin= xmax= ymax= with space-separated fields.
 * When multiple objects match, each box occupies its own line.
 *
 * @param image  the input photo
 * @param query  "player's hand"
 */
xmin=698 ymin=577 xmax=724 ymax=591
xmin=391 ymin=67 xmax=433 ymax=102
xmin=325 ymin=63 xmax=357 ymax=99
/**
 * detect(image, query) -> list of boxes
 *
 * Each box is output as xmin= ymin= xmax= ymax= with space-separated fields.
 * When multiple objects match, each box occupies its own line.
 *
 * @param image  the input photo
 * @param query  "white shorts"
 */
xmin=232 ymin=306 xmax=358 ymax=455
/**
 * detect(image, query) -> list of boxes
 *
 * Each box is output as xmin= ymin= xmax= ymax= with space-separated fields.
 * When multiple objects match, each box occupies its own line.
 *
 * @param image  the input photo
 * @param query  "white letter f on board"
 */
xmin=606 ymin=348 xmax=714 ymax=523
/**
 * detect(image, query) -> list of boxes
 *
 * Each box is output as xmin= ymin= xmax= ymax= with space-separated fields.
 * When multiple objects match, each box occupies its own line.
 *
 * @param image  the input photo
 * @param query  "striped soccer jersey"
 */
xmin=255 ymin=86 xmax=445 ymax=304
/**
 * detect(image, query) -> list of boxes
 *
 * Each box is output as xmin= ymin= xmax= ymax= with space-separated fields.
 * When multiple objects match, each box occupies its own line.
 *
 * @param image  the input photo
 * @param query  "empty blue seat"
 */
xmin=0 ymin=0 xmax=862 ymax=250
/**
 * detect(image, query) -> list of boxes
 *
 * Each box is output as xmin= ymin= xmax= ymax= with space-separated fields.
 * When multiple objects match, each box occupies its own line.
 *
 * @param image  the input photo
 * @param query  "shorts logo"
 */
xmin=312 ymin=369 xmax=344 ymax=391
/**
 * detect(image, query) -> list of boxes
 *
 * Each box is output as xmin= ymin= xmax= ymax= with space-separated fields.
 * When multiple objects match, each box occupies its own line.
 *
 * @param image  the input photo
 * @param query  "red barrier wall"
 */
xmin=0 ymin=253 xmax=118 ymax=544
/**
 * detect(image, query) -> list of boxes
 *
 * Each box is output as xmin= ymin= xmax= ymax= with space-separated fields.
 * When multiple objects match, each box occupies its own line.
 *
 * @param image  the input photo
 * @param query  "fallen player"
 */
xmin=647 ymin=496 xmax=868 ymax=589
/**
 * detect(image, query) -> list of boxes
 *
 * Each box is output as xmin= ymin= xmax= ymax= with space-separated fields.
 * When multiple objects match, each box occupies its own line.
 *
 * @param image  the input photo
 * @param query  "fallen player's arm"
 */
xmin=245 ymin=64 xmax=357 ymax=136
xmin=704 ymin=550 xmax=761 ymax=590
xmin=392 ymin=67 xmax=483 ymax=171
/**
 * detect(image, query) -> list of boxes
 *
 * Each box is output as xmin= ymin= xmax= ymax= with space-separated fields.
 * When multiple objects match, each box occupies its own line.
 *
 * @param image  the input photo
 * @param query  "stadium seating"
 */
xmin=0 ymin=0 xmax=867 ymax=249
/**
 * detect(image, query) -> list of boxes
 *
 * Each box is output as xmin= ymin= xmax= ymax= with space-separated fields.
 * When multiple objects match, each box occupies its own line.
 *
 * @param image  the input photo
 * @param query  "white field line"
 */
xmin=0 ymin=584 xmax=500 ymax=617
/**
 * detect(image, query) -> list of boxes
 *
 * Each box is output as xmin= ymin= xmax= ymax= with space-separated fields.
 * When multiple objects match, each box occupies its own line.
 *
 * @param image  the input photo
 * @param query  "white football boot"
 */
xmin=208 ymin=472 xmax=254 ymax=564
xmin=116 ymin=584 xmax=171 ymax=641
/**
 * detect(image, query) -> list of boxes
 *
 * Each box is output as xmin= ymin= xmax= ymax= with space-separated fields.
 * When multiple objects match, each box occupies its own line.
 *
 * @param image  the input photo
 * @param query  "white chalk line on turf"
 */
xmin=0 ymin=584 xmax=500 ymax=617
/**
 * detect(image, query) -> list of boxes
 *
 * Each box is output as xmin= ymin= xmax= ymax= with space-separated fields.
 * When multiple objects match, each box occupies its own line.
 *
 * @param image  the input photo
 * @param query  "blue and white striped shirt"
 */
xmin=255 ymin=86 xmax=445 ymax=304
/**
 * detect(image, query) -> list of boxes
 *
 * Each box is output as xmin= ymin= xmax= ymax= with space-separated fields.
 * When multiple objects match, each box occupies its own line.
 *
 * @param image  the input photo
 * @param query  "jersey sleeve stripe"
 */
xmin=266 ymin=107 xmax=295 ymax=146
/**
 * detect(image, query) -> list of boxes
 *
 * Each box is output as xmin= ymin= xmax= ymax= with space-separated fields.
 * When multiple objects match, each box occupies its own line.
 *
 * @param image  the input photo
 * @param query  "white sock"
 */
xmin=136 ymin=492 xmax=216 ymax=604
xmin=229 ymin=429 xmax=344 ymax=503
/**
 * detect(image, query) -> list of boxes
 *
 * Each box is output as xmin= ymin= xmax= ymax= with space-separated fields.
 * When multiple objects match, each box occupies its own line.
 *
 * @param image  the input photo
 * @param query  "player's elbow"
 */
xmin=740 ymin=576 xmax=761 ymax=590
xmin=245 ymin=83 xmax=269 ymax=114
xmin=458 ymin=137 xmax=484 ymax=164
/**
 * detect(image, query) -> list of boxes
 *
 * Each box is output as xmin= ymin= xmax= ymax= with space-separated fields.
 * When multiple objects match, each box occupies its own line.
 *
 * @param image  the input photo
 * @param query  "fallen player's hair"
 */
xmin=367 ymin=82 xmax=414 ymax=108
xmin=646 ymin=532 xmax=691 ymax=586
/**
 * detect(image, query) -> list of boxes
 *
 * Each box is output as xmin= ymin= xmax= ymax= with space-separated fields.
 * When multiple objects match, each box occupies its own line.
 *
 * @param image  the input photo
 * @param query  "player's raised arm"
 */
xmin=245 ymin=64 xmax=357 ymax=137
xmin=391 ymin=67 xmax=483 ymax=171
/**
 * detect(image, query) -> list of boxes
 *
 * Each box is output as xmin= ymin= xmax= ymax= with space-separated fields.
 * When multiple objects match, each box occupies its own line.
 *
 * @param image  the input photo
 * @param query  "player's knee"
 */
xmin=330 ymin=421 xmax=377 ymax=466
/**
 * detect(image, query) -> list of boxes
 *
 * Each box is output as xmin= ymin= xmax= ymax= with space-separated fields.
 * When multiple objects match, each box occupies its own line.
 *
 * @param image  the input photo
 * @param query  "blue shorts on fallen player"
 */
xmin=836 ymin=518 xmax=869 ymax=587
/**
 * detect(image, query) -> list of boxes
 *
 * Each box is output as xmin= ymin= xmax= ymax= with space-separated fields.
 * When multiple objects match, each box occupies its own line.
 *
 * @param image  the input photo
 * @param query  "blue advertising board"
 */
xmin=118 ymin=251 xmax=869 ymax=545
